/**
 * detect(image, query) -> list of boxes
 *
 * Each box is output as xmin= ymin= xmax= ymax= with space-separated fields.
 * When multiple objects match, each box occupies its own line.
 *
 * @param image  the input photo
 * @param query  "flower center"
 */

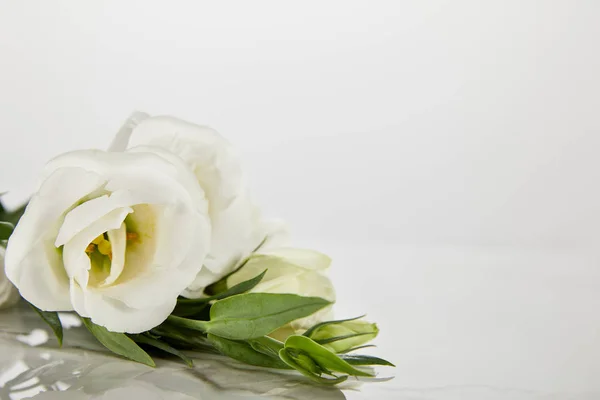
xmin=85 ymin=230 xmax=138 ymax=285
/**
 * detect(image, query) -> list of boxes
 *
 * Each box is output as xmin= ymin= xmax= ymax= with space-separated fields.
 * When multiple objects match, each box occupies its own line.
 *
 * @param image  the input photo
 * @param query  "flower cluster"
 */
xmin=0 ymin=113 xmax=391 ymax=385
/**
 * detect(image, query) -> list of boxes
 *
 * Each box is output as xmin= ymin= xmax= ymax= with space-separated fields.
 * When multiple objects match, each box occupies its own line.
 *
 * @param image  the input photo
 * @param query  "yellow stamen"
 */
xmin=92 ymin=235 xmax=104 ymax=245
xmin=97 ymin=240 xmax=112 ymax=256
xmin=85 ymin=243 xmax=96 ymax=253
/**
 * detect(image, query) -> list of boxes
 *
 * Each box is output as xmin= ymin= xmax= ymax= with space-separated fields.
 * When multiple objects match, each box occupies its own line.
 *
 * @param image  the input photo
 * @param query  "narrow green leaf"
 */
xmin=338 ymin=344 xmax=376 ymax=354
xmin=178 ymin=269 xmax=267 ymax=306
xmin=284 ymin=335 xmax=372 ymax=377
xmin=0 ymin=221 xmax=14 ymax=241
xmin=340 ymin=354 xmax=395 ymax=367
xmin=150 ymin=326 xmax=216 ymax=353
xmin=315 ymin=332 xmax=373 ymax=345
xmin=206 ymin=293 xmax=331 ymax=340
xmin=29 ymin=303 xmax=63 ymax=347
xmin=130 ymin=334 xmax=193 ymax=367
xmin=204 ymin=257 xmax=253 ymax=296
xmin=81 ymin=318 xmax=155 ymax=367
xmin=247 ymin=336 xmax=284 ymax=358
xmin=303 ymin=315 xmax=365 ymax=338
xmin=172 ymin=302 xmax=208 ymax=317
xmin=208 ymin=334 xmax=291 ymax=369
xmin=278 ymin=348 xmax=348 ymax=385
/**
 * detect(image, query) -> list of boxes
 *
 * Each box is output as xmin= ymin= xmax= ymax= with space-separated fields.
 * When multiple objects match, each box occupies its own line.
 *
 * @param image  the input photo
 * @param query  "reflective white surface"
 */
xmin=2 ymin=245 xmax=600 ymax=399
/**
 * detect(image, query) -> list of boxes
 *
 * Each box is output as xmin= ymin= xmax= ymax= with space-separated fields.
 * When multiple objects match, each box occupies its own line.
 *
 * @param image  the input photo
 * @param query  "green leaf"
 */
xmin=284 ymin=335 xmax=372 ymax=377
xmin=171 ymin=302 xmax=208 ymax=318
xmin=340 ymin=354 xmax=395 ymax=367
xmin=130 ymin=334 xmax=193 ymax=367
xmin=0 ymin=221 xmax=14 ymax=241
xmin=303 ymin=315 xmax=365 ymax=338
xmin=278 ymin=348 xmax=348 ymax=385
xmin=337 ymin=344 xmax=376 ymax=354
xmin=81 ymin=318 xmax=155 ymax=367
xmin=29 ymin=303 xmax=63 ymax=347
xmin=315 ymin=332 xmax=374 ymax=345
xmin=204 ymin=257 xmax=253 ymax=296
xmin=178 ymin=269 xmax=267 ymax=306
xmin=150 ymin=325 xmax=216 ymax=353
xmin=206 ymin=293 xmax=331 ymax=340
xmin=208 ymin=334 xmax=291 ymax=369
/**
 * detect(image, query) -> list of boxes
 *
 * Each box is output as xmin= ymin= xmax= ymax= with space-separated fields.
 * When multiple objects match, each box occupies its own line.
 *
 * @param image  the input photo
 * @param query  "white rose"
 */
xmin=110 ymin=112 xmax=286 ymax=298
xmin=226 ymin=248 xmax=335 ymax=338
xmin=0 ymin=247 xmax=20 ymax=309
xmin=5 ymin=147 xmax=211 ymax=333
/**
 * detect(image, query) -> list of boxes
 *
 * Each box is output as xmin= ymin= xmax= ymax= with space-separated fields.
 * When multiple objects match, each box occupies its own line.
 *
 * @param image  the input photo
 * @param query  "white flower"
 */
xmin=110 ymin=112 xmax=286 ymax=298
xmin=5 ymin=147 xmax=211 ymax=333
xmin=226 ymin=248 xmax=335 ymax=336
xmin=0 ymin=247 xmax=20 ymax=309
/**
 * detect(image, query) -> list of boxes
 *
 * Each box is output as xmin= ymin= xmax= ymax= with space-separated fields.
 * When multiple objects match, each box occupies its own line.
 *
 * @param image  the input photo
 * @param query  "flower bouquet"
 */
xmin=0 ymin=113 xmax=392 ymax=385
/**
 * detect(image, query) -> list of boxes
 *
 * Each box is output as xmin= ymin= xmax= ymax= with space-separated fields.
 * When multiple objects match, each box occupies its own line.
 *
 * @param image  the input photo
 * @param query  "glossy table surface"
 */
xmin=1 ymin=245 xmax=599 ymax=400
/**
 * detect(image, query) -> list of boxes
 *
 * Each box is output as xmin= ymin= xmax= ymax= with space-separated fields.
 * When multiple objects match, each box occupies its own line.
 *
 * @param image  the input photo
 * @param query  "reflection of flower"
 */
xmin=5 ymin=147 xmax=211 ymax=333
xmin=0 ymin=319 xmax=345 ymax=400
xmin=110 ymin=113 xmax=288 ymax=298
xmin=0 ymin=247 xmax=20 ymax=309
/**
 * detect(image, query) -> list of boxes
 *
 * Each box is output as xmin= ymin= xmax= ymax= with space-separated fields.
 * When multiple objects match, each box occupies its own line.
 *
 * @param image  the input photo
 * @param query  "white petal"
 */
xmin=108 ymin=111 xmax=150 ymax=151
xmin=62 ymin=207 xmax=131 ymax=287
xmin=5 ymin=167 xmax=106 ymax=311
xmin=101 ymin=222 xmax=127 ymax=287
xmin=180 ymin=267 xmax=221 ymax=297
xmin=70 ymin=280 xmax=176 ymax=333
xmin=256 ymin=219 xmax=290 ymax=251
xmin=100 ymin=207 xmax=209 ymax=309
xmin=256 ymin=248 xmax=331 ymax=270
xmin=56 ymin=192 xmax=132 ymax=247
xmin=123 ymin=115 xmax=243 ymax=208
xmin=110 ymin=114 xmax=277 ymax=297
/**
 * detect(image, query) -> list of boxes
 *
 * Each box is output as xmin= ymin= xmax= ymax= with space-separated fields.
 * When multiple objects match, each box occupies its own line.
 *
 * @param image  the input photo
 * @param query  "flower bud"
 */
xmin=309 ymin=320 xmax=379 ymax=353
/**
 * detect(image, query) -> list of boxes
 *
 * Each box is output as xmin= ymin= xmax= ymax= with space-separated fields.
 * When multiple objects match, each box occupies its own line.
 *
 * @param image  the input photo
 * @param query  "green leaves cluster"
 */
xmin=30 ymin=268 xmax=393 ymax=385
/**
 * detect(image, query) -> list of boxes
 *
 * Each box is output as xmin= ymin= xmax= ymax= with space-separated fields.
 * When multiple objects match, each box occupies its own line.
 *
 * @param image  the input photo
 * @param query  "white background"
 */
xmin=1 ymin=1 xmax=599 ymax=250
xmin=1 ymin=2 xmax=600 ymax=398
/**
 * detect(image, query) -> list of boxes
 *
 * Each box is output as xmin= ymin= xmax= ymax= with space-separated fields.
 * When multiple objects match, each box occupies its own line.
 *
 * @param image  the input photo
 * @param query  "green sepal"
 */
xmin=29 ymin=303 xmax=63 ymax=347
xmin=207 ymin=334 xmax=291 ymax=369
xmin=337 ymin=344 xmax=376 ymax=354
xmin=303 ymin=315 xmax=365 ymax=338
xmin=315 ymin=332 xmax=374 ymax=345
xmin=284 ymin=335 xmax=373 ymax=377
xmin=340 ymin=354 xmax=395 ymax=367
xmin=247 ymin=336 xmax=284 ymax=358
xmin=278 ymin=348 xmax=348 ymax=385
xmin=130 ymin=334 xmax=193 ymax=367
xmin=81 ymin=318 xmax=155 ymax=367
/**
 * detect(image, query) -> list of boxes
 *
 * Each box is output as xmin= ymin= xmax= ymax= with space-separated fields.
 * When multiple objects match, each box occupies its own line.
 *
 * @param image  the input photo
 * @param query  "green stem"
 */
xmin=166 ymin=315 xmax=210 ymax=332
